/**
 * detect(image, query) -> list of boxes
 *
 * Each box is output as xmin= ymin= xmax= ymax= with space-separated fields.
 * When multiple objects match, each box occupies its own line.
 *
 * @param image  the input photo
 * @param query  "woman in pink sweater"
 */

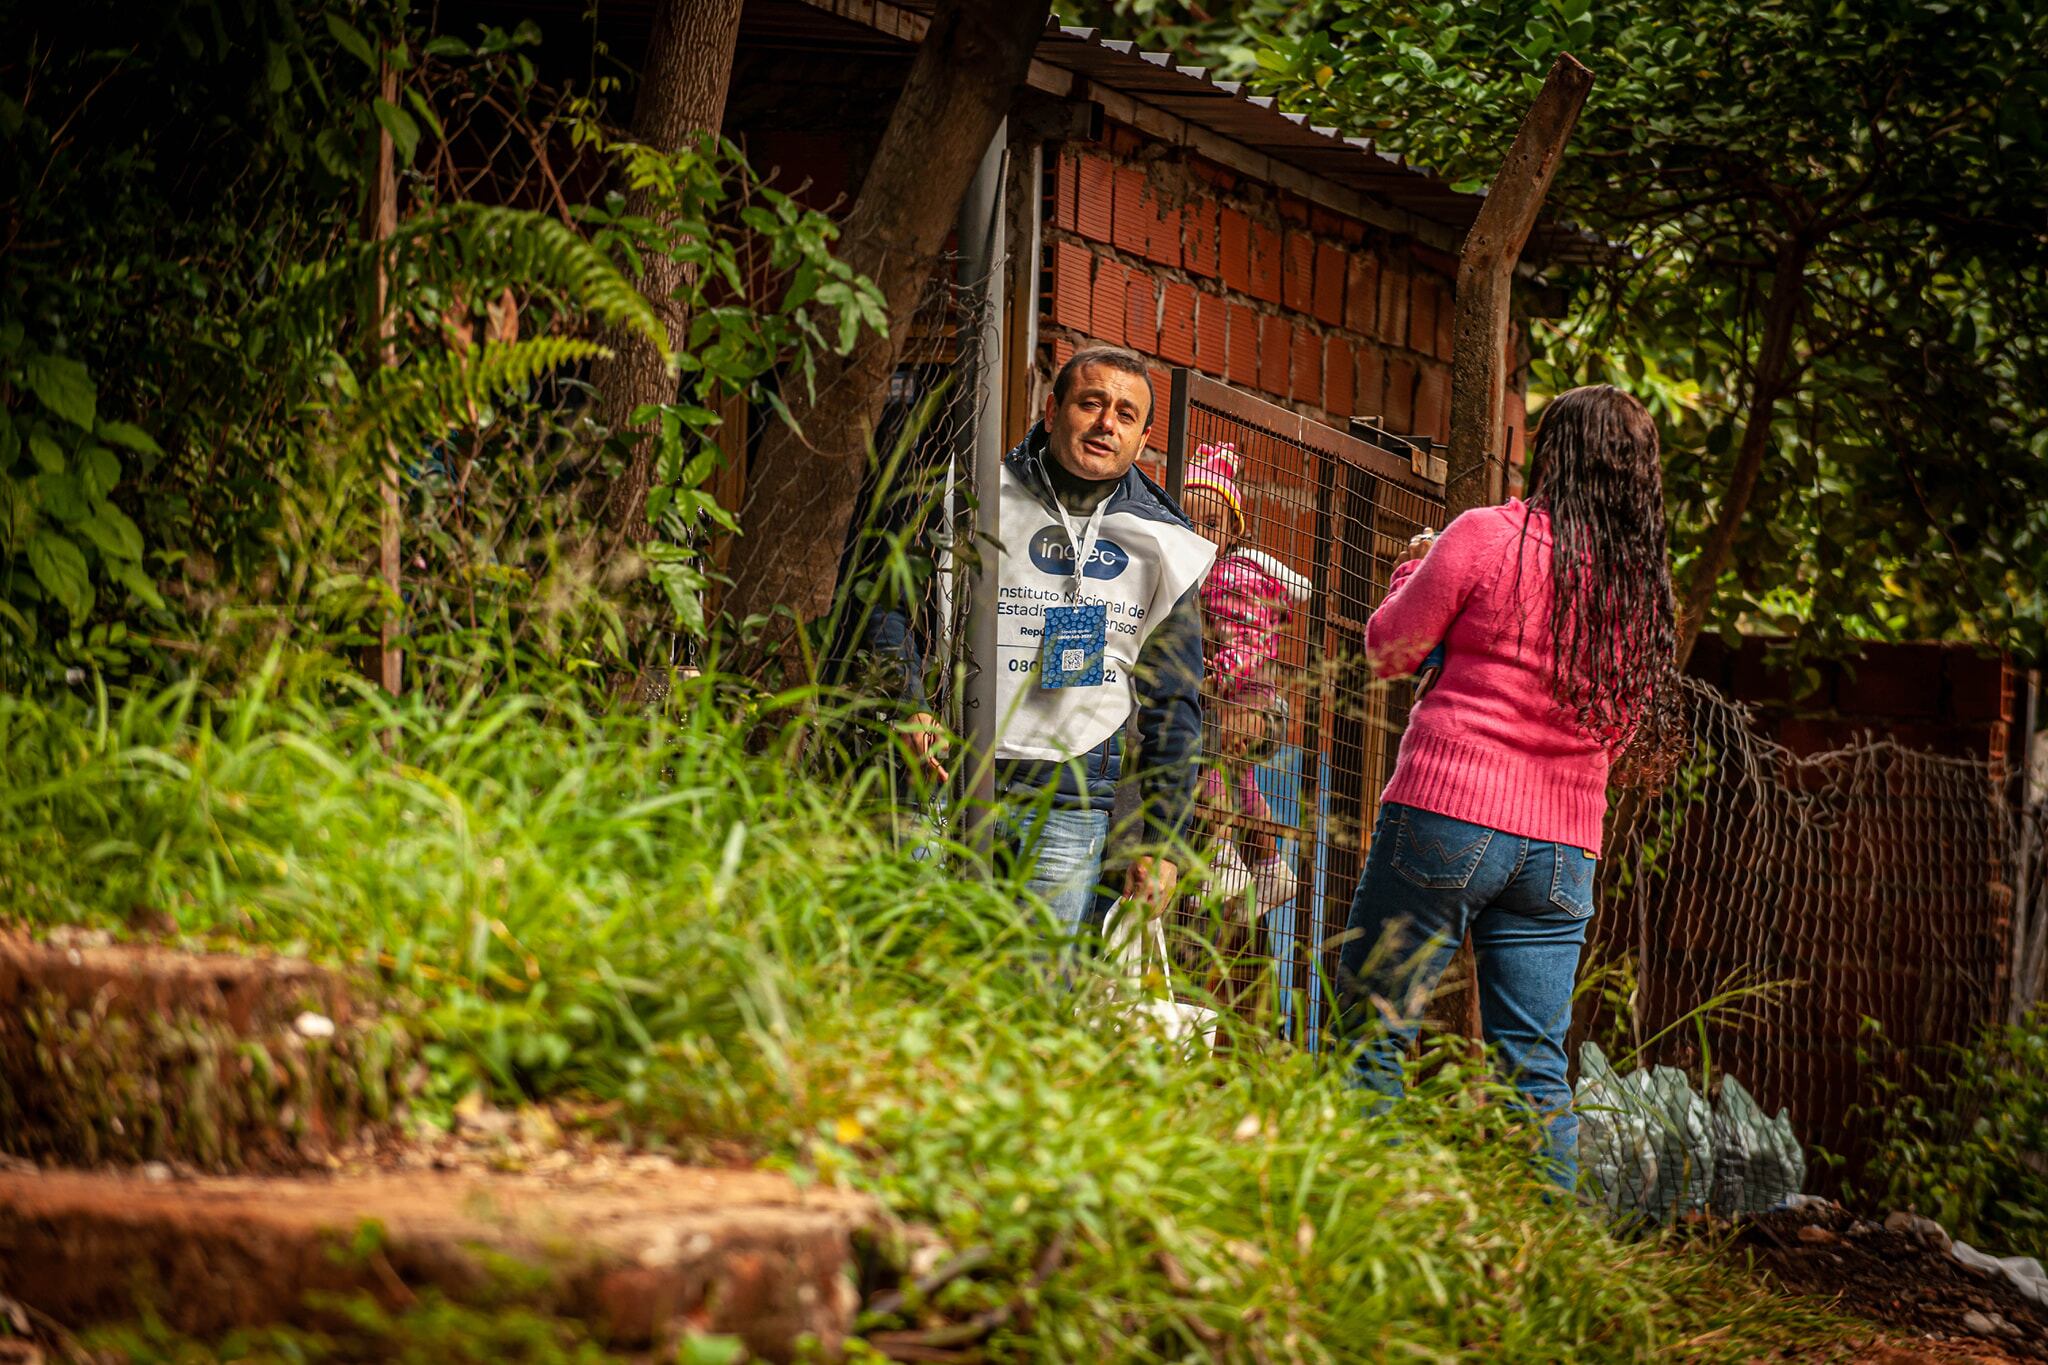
xmin=1338 ymin=385 xmax=1679 ymax=1189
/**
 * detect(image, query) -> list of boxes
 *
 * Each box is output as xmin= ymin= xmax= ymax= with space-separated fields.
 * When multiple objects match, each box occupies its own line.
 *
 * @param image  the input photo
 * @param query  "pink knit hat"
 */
xmin=1184 ymin=442 xmax=1245 ymax=531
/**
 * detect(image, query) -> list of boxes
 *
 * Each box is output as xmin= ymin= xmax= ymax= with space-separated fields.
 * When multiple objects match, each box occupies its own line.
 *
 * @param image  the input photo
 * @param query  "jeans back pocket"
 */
xmin=1548 ymin=844 xmax=1598 ymax=919
xmin=1390 ymin=806 xmax=1494 ymax=890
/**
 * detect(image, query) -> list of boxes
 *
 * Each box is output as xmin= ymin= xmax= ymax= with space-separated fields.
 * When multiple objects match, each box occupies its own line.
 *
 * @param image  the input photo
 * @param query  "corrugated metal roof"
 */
xmin=745 ymin=1 xmax=1605 ymax=265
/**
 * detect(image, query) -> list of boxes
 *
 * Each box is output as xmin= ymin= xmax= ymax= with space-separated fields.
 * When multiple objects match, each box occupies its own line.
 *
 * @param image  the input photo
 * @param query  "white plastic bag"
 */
xmin=1249 ymin=852 xmax=1299 ymax=916
xmin=1206 ymin=843 xmax=1298 ymax=923
xmin=1105 ymin=901 xmax=1218 ymax=1052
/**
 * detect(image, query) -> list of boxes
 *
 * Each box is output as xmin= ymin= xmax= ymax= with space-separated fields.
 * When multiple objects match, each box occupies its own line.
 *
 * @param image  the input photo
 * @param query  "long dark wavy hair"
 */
xmin=1522 ymin=385 xmax=1684 ymax=786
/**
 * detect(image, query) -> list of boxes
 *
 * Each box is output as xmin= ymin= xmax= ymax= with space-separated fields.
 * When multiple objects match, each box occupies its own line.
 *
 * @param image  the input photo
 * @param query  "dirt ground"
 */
xmin=1729 ymin=1202 xmax=2046 ymax=1363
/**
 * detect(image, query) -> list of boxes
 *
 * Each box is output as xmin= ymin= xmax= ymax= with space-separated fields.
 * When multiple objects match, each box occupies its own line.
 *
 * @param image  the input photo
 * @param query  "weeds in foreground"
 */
xmin=1856 ymin=1011 xmax=2048 ymax=1262
xmin=0 ymin=674 xmax=1845 ymax=1361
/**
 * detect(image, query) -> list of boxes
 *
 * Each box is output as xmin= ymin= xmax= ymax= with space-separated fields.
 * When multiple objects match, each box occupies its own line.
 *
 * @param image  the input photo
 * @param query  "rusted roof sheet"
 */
xmin=748 ymin=0 xmax=1606 ymax=265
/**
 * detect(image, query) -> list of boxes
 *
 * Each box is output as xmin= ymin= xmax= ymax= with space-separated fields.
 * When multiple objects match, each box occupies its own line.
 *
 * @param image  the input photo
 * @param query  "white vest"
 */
xmin=992 ymin=463 xmax=1215 ymax=763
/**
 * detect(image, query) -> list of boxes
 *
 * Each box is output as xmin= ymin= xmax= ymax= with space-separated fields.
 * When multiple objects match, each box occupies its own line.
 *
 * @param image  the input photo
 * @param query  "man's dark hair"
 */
xmin=1052 ymin=345 xmax=1155 ymax=425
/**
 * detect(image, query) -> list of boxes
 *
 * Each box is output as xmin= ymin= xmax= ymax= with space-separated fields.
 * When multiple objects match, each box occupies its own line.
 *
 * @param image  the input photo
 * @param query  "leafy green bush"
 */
xmin=3 ymin=6 xmax=881 ymax=697
xmin=0 ymin=674 xmax=1840 ymax=1360
xmin=1861 ymin=1010 xmax=2048 ymax=1260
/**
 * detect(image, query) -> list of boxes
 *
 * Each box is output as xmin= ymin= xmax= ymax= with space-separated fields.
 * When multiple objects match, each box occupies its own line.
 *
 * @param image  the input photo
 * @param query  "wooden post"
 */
xmin=1437 ymin=54 xmax=1593 ymax=1042
xmin=1445 ymin=53 xmax=1593 ymax=514
xmin=366 ymin=60 xmax=402 ymax=697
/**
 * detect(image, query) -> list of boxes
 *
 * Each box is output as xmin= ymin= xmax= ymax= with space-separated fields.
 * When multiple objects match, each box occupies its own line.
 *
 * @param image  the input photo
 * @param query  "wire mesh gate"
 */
xmin=1158 ymin=369 xmax=1447 ymax=1049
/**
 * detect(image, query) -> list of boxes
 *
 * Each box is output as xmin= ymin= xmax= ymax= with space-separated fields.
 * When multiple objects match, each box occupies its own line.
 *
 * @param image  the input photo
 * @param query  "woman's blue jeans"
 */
xmin=1336 ymin=802 xmax=1596 ymax=1188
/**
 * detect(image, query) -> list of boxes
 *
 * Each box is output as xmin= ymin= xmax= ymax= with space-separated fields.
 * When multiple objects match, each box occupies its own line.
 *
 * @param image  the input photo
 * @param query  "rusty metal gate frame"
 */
xmin=1161 ymin=367 xmax=1448 ymax=1048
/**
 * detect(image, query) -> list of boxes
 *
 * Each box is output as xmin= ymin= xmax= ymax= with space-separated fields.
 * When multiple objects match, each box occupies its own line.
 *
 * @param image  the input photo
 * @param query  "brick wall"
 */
xmin=1687 ymin=637 xmax=2018 ymax=776
xmin=1040 ymin=122 xmax=1526 ymax=467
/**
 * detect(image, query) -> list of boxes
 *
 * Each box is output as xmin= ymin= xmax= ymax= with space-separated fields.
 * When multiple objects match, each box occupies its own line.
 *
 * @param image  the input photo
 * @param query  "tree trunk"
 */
xmin=1675 ymin=237 xmax=1810 ymax=666
xmin=367 ymin=60 xmax=402 ymax=698
xmin=594 ymin=0 xmax=745 ymax=542
xmin=1445 ymin=53 xmax=1592 ymax=518
xmin=720 ymin=0 xmax=1052 ymax=666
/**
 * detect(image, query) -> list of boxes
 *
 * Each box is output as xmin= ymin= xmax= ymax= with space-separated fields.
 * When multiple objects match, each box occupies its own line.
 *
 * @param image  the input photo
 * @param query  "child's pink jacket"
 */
xmin=1202 ymin=548 xmax=1309 ymax=698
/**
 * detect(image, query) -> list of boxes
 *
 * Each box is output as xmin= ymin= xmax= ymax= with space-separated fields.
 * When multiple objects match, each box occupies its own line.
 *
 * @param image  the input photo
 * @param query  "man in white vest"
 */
xmin=870 ymin=346 xmax=1215 ymax=932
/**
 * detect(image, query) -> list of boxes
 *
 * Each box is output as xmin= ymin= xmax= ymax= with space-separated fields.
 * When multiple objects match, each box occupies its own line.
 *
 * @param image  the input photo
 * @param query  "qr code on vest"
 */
xmin=1061 ymin=648 xmax=1085 ymax=673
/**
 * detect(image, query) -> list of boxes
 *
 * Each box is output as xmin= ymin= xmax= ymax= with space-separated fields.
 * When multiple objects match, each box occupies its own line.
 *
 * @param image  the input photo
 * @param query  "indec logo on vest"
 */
xmin=1027 ymin=526 xmax=1131 ymax=580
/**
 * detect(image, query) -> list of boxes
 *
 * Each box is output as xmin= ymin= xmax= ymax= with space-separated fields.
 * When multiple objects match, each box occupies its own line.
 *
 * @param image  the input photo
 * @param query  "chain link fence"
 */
xmin=1581 ymin=676 xmax=2018 ymax=1191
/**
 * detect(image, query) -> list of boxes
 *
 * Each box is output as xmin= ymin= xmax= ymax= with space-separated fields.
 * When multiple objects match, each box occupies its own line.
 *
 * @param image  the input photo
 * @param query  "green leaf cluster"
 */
xmin=1857 ymin=1008 xmax=2048 ymax=1261
xmin=3 ymin=2 xmax=885 ymax=697
xmin=1087 ymin=0 xmax=2048 ymax=662
xmin=1 ymin=330 xmax=165 ymax=653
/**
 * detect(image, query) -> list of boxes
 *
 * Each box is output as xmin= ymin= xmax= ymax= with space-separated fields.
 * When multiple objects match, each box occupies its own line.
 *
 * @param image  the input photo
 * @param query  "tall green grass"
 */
xmin=0 ymin=670 xmax=1838 ymax=1361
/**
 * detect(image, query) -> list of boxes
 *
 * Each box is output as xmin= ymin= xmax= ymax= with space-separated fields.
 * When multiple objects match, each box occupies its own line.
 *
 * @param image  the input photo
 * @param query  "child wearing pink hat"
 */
xmin=1181 ymin=442 xmax=1309 ymax=928
xmin=1183 ymin=443 xmax=1313 ymax=701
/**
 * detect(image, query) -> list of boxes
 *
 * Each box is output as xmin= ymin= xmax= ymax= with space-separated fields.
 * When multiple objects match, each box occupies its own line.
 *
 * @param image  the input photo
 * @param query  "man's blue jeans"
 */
xmin=1336 ymin=802 xmax=1596 ymax=1187
xmin=1006 ymin=804 xmax=1111 ymax=935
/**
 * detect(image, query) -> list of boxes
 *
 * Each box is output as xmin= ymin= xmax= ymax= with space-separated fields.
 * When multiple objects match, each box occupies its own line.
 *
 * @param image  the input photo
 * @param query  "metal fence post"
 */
xmin=1165 ymin=367 xmax=1191 ymax=502
xmin=958 ymin=121 xmax=1007 ymax=856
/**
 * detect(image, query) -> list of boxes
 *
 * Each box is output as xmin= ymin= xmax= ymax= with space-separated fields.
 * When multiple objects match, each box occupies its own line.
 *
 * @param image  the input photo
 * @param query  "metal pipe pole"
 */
xmin=957 ymin=121 xmax=1007 ymax=854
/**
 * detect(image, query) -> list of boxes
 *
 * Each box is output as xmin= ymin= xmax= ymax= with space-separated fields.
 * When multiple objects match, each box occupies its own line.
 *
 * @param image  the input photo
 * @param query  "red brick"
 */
xmin=1052 ymin=151 xmax=1079 ymax=233
xmin=1248 ymin=221 xmax=1284 ymax=304
xmin=1409 ymin=274 xmax=1439 ymax=356
xmin=1504 ymin=388 xmax=1529 ymax=470
xmin=1220 ymin=207 xmax=1252 ymax=294
xmin=1053 ymin=335 xmax=1076 ymax=370
xmin=1378 ymin=261 xmax=1410 ymax=349
xmin=1282 ymin=231 xmax=1314 ymax=312
xmin=1345 ymin=254 xmax=1378 ymax=334
xmin=1325 ymin=334 xmax=1354 ymax=418
xmin=1051 ymin=240 xmax=1092 ymax=332
xmin=1076 ymin=155 xmax=1115 ymax=243
xmin=1159 ymin=282 xmax=1197 ymax=365
xmin=1437 ymin=283 xmax=1456 ymax=360
xmin=1091 ymin=257 xmax=1127 ymax=346
xmin=1276 ymin=192 xmax=1311 ymax=227
xmin=1146 ymin=199 xmax=1182 ymax=268
xmin=1108 ymin=122 xmax=1143 ymax=158
xmin=1384 ymin=355 xmax=1416 ymax=431
xmin=1113 ymin=165 xmax=1150 ymax=257
xmin=1412 ymin=243 xmax=1458 ymax=276
xmin=1414 ymin=362 xmax=1450 ymax=444
xmin=1190 ymin=156 xmax=1236 ymax=192
xmin=1183 ymin=198 xmax=1220 ymax=278
xmin=1946 ymin=651 xmax=2013 ymax=724
xmin=1291 ymin=325 xmax=1322 ymax=406
xmin=1145 ymin=366 xmax=1170 ymax=451
xmin=1125 ymin=272 xmax=1160 ymax=353
xmin=1196 ymin=292 xmax=1227 ymax=375
xmin=1259 ymin=313 xmax=1291 ymax=395
xmin=1336 ymin=214 xmax=1367 ymax=247
xmin=1313 ymin=241 xmax=1346 ymax=326
xmin=1259 ymin=494 xmax=1320 ymax=567
xmin=1838 ymin=652 xmax=1941 ymax=718
xmin=1355 ymin=343 xmax=1385 ymax=417
xmin=1226 ymin=302 xmax=1259 ymax=388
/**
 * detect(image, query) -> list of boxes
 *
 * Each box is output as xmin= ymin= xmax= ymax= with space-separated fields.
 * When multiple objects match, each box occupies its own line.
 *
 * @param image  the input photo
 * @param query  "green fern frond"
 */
xmin=341 ymin=336 xmax=612 ymax=454
xmin=282 ymin=203 xmax=668 ymax=366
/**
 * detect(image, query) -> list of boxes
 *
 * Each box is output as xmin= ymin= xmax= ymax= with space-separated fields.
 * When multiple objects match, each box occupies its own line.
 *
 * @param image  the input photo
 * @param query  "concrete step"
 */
xmin=0 ymin=1162 xmax=882 ymax=1360
xmin=0 ymin=929 xmax=416 ymax=1171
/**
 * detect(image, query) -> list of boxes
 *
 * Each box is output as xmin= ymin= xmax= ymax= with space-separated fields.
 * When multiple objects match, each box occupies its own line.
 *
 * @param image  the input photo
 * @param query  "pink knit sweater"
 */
xmin=1365 ymin=499 xmax=1610 ymax=853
